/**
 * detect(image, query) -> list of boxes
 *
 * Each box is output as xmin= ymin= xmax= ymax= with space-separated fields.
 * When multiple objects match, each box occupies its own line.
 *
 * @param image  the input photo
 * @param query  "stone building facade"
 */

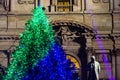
xmin=0 ymin=0 xmax=120 ymax=80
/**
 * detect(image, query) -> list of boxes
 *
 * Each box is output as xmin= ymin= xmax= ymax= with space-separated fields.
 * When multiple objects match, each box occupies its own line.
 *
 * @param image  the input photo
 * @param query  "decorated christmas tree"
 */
xmin=3 ymin=6 xmax=75 ymax=80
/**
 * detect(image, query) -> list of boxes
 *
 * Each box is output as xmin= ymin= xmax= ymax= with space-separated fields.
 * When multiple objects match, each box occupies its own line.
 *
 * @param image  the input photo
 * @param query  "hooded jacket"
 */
xmin=88 ymin=56 xmax=101 ymax=80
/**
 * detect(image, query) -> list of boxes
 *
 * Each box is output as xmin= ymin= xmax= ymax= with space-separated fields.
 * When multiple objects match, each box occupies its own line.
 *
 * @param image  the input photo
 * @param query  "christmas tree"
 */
xmin=3 ymin=6 xmax=75 ymax=80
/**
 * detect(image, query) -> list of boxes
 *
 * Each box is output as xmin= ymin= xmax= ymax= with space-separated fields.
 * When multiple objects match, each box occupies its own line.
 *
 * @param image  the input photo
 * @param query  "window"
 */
xmin=66 ymin=54 xmax=80 ymax=69
xmin=57 ymin=0 xmax=73 ymax=12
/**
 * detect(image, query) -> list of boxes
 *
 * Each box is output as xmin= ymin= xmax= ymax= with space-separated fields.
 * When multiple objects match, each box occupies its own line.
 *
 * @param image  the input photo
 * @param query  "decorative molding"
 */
xmin=83 ymin=33 xmax=94 ymax=38
xmin=92 ymin=34 xmax=120 ymax=40
xmin=92 ymin=34 xmax=110 ymax=40
xmin=0 ymin=36 xmax=19 ymax=40
xmin=17 ymin=0 xmax=25 ymax=4
xmin=102 ymin=0 xmax=109 ymax=3
xmin=0 ymin=0 xmax=10 ymax=11
xmin=92 ymin=0 xmax=100 ymax=3
xmin=28 ymin=1 xmax=34 ymax=4
xmin=54 ymin=25 xmax=80 ymax=46
xmin=51 ymin=21 xmax=93 ymax=33
xmin=17 ymin=0 xmax=34 ymax=4
xmin=111 ymin=34 xmax=120 ymax=39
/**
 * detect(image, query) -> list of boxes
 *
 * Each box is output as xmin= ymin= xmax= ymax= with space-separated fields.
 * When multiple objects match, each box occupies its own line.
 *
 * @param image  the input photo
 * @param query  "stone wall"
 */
xmin=0 ymin=0 xmax=120 ymax=79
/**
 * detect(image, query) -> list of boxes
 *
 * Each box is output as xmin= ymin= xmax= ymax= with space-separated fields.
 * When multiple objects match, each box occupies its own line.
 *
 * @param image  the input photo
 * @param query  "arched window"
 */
xmin=66 ymin=54 xmax=80 ymax=69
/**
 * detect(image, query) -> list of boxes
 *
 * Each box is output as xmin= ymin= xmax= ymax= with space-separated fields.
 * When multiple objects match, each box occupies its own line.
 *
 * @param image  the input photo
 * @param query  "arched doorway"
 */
xmin=51 ymin=20 xmax=93 ymax=80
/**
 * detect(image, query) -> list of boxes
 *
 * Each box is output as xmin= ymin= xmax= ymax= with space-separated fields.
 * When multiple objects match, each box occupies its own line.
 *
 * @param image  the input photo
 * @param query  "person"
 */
xmin=87 ymin=56 xmax=100 ymax=80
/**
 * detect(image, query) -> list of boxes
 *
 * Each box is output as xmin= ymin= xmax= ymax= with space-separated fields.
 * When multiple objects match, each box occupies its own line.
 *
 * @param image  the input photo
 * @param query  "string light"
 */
xmin=22 ymin=43 xmax=74 ymax=80
xmin=3 ymin=6 xmax=75 ymax=80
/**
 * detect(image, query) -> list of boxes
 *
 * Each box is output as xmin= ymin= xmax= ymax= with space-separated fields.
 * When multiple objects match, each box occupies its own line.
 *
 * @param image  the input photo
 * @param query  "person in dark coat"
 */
xmin=87 ymin=56 xmax=100 ymax=80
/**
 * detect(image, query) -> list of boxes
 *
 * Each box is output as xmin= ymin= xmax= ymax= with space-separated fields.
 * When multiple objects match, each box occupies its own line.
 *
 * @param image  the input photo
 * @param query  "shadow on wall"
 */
xmin=0 ymin=64 xmax=5 ymax=80
xmin=73 ymin=35 xmax=87 ymax=80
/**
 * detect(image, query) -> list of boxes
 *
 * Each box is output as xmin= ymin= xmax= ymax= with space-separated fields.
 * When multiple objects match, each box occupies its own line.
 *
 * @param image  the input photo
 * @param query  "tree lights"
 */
xmin=3 ymin=6 xmax=75 ymax=80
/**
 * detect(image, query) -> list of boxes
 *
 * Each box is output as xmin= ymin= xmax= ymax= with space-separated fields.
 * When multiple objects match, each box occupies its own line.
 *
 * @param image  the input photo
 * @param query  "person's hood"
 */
xmin=91 ymin=56 xmax=96 ymax=61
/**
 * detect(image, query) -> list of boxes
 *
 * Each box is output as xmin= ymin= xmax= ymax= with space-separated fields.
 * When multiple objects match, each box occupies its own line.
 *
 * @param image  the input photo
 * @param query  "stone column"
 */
xmin=74 ymin=0 xmax=77 ymax=5
xmin=84 ymin=34 xmax=94 ymax=62
xmin=86 ymin=47 xmax=93 ymax=62
xmin=112 ymin=49 xmax=116 ymax=80
xmin=52 ymin=0 xmax=56 ymax=5
xmin=50 ymin=0 xmax=57 ymax=12
xmin=6 ymin=50 xmax=11 ymax=66
xmin=84 ymin=34 xmax=94 ymax=80
xmin=115 ymin=49 xmax=120 ymax=80
xmin=70 ymin=0 xmax=72 ymax=5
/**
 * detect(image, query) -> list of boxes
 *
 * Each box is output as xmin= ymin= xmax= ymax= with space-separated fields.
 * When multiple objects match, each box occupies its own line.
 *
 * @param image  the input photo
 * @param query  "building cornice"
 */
xmin=83 ymin=33 xmax=120 ymax=40
xmin=0 ymin=35 xmax=19 ymax=41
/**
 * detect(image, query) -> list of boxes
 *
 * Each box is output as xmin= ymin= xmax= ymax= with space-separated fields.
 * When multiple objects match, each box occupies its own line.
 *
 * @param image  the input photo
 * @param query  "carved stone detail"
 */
xmin=102 ymin=0 xmax=109 ymax=3
xmin=17 ymin=0 xmax=34 ymax=4
xmin=92 ymin=0 xmax=109 ymax=3
xmin=55 ymin=26 xmax=79 ymax=46
xmin=61 ymin=26 xmax=78 ymax=42
xmin=92 ymin=0 xmax=100 ymax=3
xmin=0 ymin=0 xmax=10 ymax=11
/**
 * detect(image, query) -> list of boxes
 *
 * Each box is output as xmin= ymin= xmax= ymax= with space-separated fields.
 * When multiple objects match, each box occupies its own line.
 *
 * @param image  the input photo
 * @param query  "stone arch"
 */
xmin=51 ymin=20 xmax=94 ymax=33
xmin=51 ymin=20 xmax=93 ymax=80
